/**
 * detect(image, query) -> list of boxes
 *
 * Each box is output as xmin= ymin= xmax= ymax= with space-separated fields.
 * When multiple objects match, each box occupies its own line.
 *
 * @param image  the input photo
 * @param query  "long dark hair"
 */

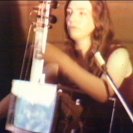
xmin=91 ymin=1 xmax=114 ymax=53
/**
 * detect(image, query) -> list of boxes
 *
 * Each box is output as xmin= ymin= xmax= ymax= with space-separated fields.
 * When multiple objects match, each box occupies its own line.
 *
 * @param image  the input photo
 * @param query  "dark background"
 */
xmin=0 ymin=1 xmax=25 ymax=132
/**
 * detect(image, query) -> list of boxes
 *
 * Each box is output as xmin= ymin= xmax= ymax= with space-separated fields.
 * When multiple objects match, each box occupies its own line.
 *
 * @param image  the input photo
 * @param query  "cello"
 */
xmin=6 ymin=1 xmax=59 ymax=133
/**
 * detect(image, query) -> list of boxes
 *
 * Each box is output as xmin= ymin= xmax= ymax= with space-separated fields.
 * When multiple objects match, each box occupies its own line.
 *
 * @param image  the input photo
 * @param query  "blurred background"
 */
xmin=15 ymin=1 xmax=133 ymax=53
xmin=0 ymin=1 xmax=133 ymax=132
xmin=2 ymin=1 xmax=133 ymax=64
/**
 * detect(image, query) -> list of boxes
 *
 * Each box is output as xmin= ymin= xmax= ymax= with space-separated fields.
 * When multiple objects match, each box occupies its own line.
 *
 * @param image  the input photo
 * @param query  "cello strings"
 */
xmin=20 ymin=24 xmax=33 ymax=80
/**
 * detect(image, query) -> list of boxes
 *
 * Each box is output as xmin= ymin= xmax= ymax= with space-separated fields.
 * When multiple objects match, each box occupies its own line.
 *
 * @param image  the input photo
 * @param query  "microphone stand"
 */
xmin=95 ymin=52 xmax=133 ymax=124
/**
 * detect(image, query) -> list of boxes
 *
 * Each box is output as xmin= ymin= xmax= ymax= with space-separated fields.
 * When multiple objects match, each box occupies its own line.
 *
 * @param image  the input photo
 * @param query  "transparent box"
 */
xmin=6 ymin=80 xmax=58 ymax=133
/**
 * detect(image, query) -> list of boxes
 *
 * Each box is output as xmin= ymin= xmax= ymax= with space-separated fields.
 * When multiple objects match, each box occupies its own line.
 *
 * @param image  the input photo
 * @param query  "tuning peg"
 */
xmin=49 ymin=15 xmax=57 ymax=24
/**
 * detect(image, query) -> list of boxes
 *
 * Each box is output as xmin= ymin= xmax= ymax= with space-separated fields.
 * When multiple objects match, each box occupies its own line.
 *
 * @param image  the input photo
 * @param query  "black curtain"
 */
xmin=0 ymin=1 xmax=26 ymax=132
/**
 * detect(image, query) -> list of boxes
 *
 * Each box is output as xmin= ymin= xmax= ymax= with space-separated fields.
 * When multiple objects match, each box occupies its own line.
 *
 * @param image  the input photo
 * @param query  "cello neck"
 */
xmin=30 ymin=1 xmax=51 ymax=83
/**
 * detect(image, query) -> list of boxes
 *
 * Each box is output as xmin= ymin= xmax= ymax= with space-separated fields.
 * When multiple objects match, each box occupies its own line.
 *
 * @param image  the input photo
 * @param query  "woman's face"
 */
xmin=66 ymin=0 xmax=95 ymax=41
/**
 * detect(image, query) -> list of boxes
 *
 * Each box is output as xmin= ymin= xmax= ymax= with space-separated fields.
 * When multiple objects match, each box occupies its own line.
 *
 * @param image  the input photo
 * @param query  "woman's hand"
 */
xmin=0 ymin=94 xmax=10 ymax=119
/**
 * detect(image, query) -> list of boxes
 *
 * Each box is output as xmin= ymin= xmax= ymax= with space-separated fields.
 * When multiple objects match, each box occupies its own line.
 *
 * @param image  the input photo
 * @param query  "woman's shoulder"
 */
xmin=109 ymin=40 xmax=130 ymax=59
xmin=107 ymin=42 xmax=132 ymax=78
xmin=109 ymin=47 xmax=130 ymax=63
xmin=105 ymin=40 xmax=127 ymax=59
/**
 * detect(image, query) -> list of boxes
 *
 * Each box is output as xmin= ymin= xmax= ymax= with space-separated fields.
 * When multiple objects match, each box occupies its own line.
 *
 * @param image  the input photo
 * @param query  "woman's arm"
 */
xmin=0 ymin=94 xmax=10 ymax=119
xmin=44 ymin=44 xmax=132 ymax=102
xmin=44 ymin=63 xmax=59 ymax=83
xmin=103 ymin=47 xmax=132 ymax=96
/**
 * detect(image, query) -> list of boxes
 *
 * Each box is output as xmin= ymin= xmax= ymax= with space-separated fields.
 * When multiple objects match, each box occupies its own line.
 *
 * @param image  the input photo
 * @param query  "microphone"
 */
xmin=94 ymin=51 xmax=106 ymax=71
xmin=49 ymin=15 xmax=57 ymax=24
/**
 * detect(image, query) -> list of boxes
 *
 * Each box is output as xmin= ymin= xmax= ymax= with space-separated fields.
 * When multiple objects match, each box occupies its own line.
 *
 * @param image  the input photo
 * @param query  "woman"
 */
xmin=45 ymin=0 xmax=132 ymax=101
xmin=0 ymin=0 xmax=133 ymax=133
xmin=44 ymin=0 xmax=133 ymax=133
